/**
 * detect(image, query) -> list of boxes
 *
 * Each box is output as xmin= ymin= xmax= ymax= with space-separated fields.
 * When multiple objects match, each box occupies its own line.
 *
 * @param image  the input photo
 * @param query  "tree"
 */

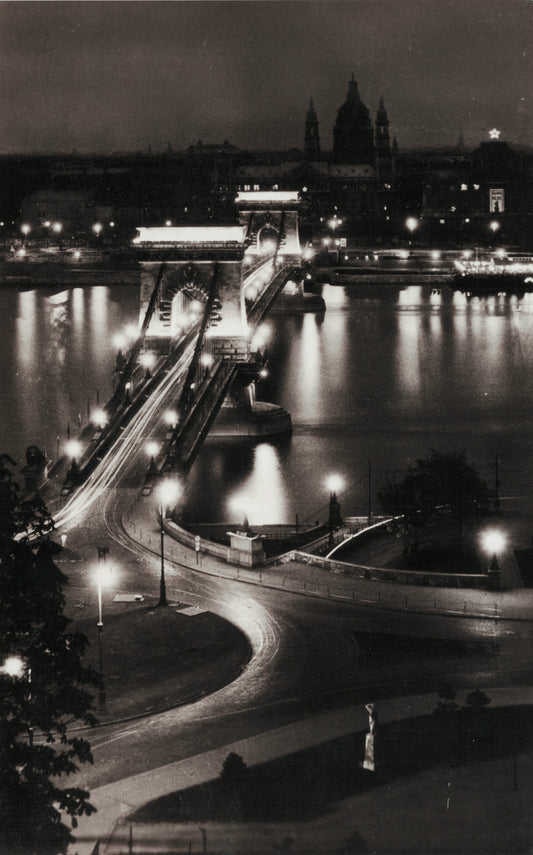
xmin=378 ymin=450 xmax=492 ymax=566
xmin=0 ymin=460 xmax=100 ymax=854
xmin=434 ymin=683 xmax=459 ymax=715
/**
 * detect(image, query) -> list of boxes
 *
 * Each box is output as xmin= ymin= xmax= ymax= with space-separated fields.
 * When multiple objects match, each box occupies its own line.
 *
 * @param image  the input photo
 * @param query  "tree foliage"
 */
xmin=0 ymin=457 xmax=100 ymax=854
xmin=378 ymin=450 xmax=492 ymax=565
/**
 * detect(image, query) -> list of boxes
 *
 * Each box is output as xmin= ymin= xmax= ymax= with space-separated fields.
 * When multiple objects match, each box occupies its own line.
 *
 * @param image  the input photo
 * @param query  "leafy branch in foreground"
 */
xmin=0 ymin=457 xmax=100 ymax=854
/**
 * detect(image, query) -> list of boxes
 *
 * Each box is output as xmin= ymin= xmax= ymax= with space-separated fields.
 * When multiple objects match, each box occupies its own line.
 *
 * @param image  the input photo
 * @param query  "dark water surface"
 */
xmin=3 ymin=281 xmax=533 ymax=525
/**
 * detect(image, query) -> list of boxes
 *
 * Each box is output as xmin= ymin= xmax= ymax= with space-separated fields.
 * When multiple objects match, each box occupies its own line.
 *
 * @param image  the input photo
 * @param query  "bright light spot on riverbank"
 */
xmin=482 ymin=529 xmax=506 ymax=554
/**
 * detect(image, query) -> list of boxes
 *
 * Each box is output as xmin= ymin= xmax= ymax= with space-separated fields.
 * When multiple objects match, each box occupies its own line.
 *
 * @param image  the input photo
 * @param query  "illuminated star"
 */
xmin=489 ymin=128 xmax=501 ymax=139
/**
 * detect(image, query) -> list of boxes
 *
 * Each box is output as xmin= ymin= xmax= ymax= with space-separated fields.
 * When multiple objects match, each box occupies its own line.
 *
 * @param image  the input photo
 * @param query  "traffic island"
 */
xmin=75 ymin=600 xmax=252 ymax=722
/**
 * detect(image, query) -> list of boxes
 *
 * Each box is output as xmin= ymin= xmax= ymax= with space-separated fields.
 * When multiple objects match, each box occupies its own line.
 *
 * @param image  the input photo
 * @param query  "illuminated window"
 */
xmin=244 ymin=184 xmax=251 ymax=191
xmin=473 ymin=184 xmax=480 ymax=190
xmin=461 ymin=184 xmax=468 ymax=191
xmin=253 ymin=184 xmax=260 ymax=191
xmin=272 ymin=184 xmax=279 ymax=190
xmin=490 ymin=188 xmax=504 ymax=213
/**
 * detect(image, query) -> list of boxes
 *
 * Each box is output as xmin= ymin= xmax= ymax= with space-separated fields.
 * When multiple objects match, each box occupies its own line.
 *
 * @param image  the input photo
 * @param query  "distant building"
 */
xmin=7 ymin=80 xmax=533 ymax=249
xmin=420 ymin=135 xmax=533 ymax=245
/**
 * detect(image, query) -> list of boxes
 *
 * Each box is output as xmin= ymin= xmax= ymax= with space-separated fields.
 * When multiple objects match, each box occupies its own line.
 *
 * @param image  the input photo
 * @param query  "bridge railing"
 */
xmin=164 ymin=358 xmax=238 ymax=472
xmin=246 ymin=263 xmax=297 ymax=327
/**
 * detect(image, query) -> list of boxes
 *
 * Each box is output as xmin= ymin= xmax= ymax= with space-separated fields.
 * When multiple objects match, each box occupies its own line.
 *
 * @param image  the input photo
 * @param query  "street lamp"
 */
xmin=326 ymin=474 xmax=344 ymax=545
xmin=164 ymin=409 xmax=179 ymax=431
xmin=91 ymin=408 xmax=108 ymax=431
xmin=140 ymin=351 xmax=155 ymax=379
xmin=113 ymin=332 xmax=127 ymax=350
xmin=406 ymin=217 xmax=418 ymax=246
xmin=20 ymin=224 xmax=31 ymax=245
xmin=94 ymin=562 xmax=115 ymax=713
xmin=2 ymin=655 xmax=33 ymax=745
xmin=52 ymin=221 xmax=63 ymax=250
xmin=482 ymin=529 xmax=506 ymax=590
xmin=328 ymin=217 xmax=342 ymax=262
xmin=157 ymin=479 xmax=182 ymax=606
xmin=229 ymin=494 xmax=251 ymax=531
xmin=200 ymin=352 xmax=214 ymax=377
xmin=489 ymin=220 xmax=500 ymax=247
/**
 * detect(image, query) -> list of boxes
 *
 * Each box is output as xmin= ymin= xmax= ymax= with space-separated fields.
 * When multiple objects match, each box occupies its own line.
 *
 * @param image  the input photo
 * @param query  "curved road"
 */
xmin=64 ymin=480 xmax=533 ymax=794
xmin=38 ymin=303 xmax=533 ymax=843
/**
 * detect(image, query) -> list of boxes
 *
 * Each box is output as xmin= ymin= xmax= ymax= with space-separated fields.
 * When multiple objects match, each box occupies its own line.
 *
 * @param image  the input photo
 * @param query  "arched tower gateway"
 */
xmin=304 ymin=98 xmax=320 ymax=159
xmin=133 ymin=226 xmax=249 ymax=359
xmin=333 ymin=75 xmax=374 ymax=164
xmin=235 ymin=190 xmax=302 ymax=265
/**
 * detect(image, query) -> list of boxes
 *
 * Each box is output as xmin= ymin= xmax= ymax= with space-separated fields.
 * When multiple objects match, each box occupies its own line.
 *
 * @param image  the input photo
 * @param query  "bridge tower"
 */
xmin=236 ymin=191 xmax=302 ymax=265
xmin=132 ymin=226 xmax=249 ymax=359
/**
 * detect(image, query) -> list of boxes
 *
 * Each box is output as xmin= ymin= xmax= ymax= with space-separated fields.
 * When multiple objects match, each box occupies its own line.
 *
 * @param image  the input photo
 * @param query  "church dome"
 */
xmin=333 ymin=76 xmax=374 ymax=165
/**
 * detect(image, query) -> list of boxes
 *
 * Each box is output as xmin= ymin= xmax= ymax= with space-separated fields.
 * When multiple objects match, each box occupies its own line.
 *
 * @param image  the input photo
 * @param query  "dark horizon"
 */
xmin=1 ymin=0 xmax=531 ymax=156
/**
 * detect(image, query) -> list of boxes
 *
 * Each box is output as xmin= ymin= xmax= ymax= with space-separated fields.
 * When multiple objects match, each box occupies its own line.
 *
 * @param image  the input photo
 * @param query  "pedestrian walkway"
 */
xmin=122 ymin=497 xmax=533 ymax=623
xmin=72 ymin=687 xmax=533 ymax=854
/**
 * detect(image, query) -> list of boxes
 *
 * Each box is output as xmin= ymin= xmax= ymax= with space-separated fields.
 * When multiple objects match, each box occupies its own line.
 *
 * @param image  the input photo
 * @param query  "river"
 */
xmin=3 ymin=280 xmax=533 ymax=525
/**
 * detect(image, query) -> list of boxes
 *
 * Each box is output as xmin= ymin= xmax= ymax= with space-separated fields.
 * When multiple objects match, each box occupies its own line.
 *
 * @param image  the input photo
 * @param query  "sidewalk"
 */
xmin=122 ymin=497 xmax=533 ymax=623
xmin=73 ymin=687 xmax=533 ymax=854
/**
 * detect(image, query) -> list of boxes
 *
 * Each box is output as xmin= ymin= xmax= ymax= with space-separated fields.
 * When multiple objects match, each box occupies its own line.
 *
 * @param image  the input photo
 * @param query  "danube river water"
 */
xmin=3 ymin=280 xmax=533 ymax=525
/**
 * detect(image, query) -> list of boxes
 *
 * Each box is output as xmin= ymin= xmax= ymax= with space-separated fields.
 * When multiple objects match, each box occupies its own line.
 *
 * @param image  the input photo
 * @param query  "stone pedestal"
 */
xmin=362 ymin=733 xmax=375 ymax=771
xmin=361 ymin=702 xmax=379 ymax=772
xmin=227 ymin=530 xmax=266 ymax=567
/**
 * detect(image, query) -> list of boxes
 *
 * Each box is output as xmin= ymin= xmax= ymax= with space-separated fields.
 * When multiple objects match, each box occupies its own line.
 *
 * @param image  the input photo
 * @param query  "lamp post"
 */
xmin=405 ymin=217 xmax=419 ymax=247
xmin=65 ymin=439 xmax=82 ymax=487
xmin=52 ymin=221 xmax=63 ymax=250
xmin=482 ymin=529 xmax=506 ymax=591
xmin=20 ymin=223 xmax=31 ymax=246
xmin=489 ymin=220 xmax=500 ymax=248
xmin=91 ymin=408 xmax=108 ymax=432
xmin=326 ymin=474 xmax=344 ymax=546
xmin=94 ymin=559 xmax=115 ymax=713
xmin=157 ymin=479 xmax=181 ymax=607
xmin=164 ymin=409 xmax=179 ymax=433
xmin=2 ymin=655 xmax=33 ymax=745
xmin=146 ymin=441 xmax=160 ymax=479
xmin=140 ymin=351 xmax=155 ymax=380
xmin=328 ymin=216 xmax=342 ymax=263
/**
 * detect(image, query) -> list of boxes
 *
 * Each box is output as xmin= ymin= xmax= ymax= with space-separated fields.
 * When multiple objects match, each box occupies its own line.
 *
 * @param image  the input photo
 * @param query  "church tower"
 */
xmin=304 ymin=98 xmax=320 ymax=159
xmin=333 ymin=75 xmax=374 ymax=164
xmin=375 ymin=97 xmax=390 ymax=158
xmin=375 ymin=96 xmax=391 ymax=186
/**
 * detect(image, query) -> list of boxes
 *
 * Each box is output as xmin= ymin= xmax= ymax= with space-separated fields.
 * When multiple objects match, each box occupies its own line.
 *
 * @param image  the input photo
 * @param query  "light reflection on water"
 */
xmin=4 ymin=281 xmax=533 ymax=524
xmin=185 ymin=282 xmax=533 ymax=523
xmin=1 ymin=285 xmax=139 ymax=463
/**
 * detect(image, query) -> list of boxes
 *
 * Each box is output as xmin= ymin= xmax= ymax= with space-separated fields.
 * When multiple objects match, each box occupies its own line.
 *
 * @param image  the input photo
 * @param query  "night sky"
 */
xmin=1 ymin=0 xmax=532 ymax=155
